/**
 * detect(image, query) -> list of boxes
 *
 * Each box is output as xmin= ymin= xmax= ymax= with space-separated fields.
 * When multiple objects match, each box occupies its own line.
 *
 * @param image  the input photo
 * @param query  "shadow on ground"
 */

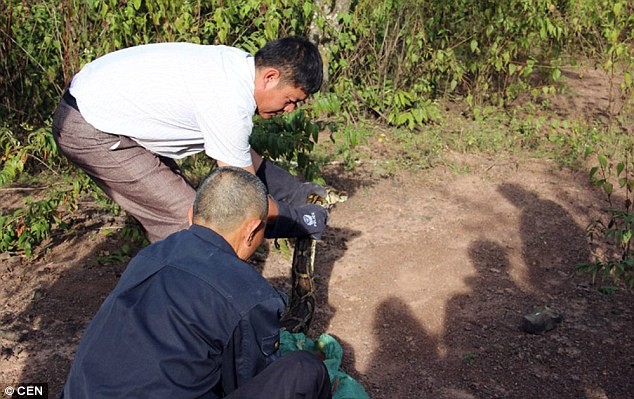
xmin=361 ymin=182 xmax=633 ymax=398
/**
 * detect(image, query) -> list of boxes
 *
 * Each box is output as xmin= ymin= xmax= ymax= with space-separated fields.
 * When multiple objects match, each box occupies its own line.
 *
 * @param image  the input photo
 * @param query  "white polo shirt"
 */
xmin=69 ymin=43 xmax=256 ymax=167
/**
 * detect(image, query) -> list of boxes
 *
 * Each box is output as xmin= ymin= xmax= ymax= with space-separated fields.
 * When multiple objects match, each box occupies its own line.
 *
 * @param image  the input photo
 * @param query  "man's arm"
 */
xmin=216 ymin=150 xmax=255 ymax=174
xmin=249 ymin=148 xmax=264 ymax=172
xmin=216 ymin=148 xmax=264 ymax=174
xmin=218 ymin=149 xmax=328 ymax=239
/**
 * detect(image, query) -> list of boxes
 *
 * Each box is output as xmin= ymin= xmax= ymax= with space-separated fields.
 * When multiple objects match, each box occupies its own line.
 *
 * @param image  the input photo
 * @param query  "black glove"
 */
xmin=256 ymin=159 xmax=327 ymax=206
xmin=265 ymin=201 xmax=329 ymax=240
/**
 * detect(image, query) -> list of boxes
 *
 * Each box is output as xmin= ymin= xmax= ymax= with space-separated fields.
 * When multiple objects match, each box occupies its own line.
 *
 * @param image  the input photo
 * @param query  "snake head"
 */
xmin=307 ymin=188 xmax=348 ymax=210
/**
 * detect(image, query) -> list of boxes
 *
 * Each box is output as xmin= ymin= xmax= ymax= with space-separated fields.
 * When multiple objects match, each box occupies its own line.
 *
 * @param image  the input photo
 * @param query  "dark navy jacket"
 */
xmin=61 ymin=225 xmax=286 ymax=398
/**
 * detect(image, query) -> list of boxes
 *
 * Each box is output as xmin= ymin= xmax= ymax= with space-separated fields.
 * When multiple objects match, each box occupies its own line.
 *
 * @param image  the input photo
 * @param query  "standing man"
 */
xmin=52 ymin=36 xmax=328 ymax=242
xmin=61 ymin=167 xmax=332 ymax=398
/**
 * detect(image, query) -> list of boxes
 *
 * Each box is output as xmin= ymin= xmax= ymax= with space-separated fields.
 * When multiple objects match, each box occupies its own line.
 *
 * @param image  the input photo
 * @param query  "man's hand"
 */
xmin=286 ymin=182 xmax=327 ymax=207
xmin=265 ymin=202 xmax=328 ymax=240
xmin=256 ymin=159 xmax=326 ymax=206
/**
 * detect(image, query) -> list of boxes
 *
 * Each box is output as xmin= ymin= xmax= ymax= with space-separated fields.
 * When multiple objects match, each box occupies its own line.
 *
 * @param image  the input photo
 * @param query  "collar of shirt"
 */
xmin=189 ymin=224 xmax=237 ymax=257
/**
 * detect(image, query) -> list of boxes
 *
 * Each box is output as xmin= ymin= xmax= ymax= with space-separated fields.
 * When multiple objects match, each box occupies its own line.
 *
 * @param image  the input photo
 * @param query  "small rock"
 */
xmin=520 ymin=306 xmax=563 ymax=334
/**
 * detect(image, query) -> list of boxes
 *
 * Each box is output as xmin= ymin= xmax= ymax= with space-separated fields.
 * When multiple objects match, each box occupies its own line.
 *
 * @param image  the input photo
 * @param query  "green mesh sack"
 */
xmin=280 ymin=330 xmax=370 ymax=399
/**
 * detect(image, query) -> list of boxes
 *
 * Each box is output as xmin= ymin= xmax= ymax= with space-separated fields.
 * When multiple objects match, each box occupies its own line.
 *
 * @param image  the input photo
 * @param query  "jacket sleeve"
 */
xmin=220 ymin=297 xmax=284 ymax=395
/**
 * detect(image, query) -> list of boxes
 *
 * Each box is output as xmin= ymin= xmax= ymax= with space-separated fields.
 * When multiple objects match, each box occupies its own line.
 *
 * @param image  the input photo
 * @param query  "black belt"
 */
xmin=62 ymin=89 xmax=80 ymax=112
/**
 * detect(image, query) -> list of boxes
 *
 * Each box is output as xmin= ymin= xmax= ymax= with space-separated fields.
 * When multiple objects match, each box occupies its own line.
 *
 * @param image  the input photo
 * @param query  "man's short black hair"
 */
xmin=193 ymin=167 xmax=268 ymax=232
xmin=255 ymin=36 xmax=323 ymax=94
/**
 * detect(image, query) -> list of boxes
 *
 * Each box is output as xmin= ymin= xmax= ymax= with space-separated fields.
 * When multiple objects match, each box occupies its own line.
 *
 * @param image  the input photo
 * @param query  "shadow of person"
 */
xmin=262 ymin=225 xmax=362 ymax=338
xmin=497 ymin=182 xmax=591 ymax=293
xmin=493 ymin=183 xmax=634 ymax=397
xmin=311 ymin=225 xmax=362 ymax=333
xmin=438 ymin=229 xmax=616 ymax=398
xmin=438 ymin=239 xmax=532 ymax=398
xmin=364 ymin=296 xmax=441 ymax=398
xmin=362 ymin=237 xmax=580 ymax=399
xmin=362 ymin=240 xmax=524 ymax=399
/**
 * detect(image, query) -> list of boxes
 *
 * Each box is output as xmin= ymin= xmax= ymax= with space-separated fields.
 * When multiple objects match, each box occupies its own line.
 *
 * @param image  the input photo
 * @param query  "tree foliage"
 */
xmin=0 ymin=0 xmax=632 ymax=256
xmin=1 ymin=0 xmax=632 ymax=127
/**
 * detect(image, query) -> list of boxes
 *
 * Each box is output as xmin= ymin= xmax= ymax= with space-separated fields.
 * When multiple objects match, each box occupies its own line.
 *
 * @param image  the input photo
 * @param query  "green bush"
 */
xmin=1 ymin=0 xmax=633 ymax=255
xmin=0 ymin=123 xmax=62 ymax=185
xmin=250 ymin=109 xmax=332 ymax=183
xmin=578 ymin=152 xmax=634 ymax=288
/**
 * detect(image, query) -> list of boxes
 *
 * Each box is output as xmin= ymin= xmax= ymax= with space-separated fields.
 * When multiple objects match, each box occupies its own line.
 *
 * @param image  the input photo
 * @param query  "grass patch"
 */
xmin=317 ymin=99 xmax=633 ymax=176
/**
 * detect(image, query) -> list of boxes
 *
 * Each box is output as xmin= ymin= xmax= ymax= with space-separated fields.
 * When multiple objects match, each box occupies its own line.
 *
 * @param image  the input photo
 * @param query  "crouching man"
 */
xmin=61 ymin=167 xmax=331 ymax=399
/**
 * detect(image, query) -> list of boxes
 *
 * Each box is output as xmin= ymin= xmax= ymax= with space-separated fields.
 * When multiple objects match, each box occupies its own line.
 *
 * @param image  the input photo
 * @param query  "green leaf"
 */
xmin=470 ymin=40 xmax=478 ymax=53
xmin=302 ymin=2 xmax=312 ymax=19
xmin=618 ymin=177 xmax=627 ymax=188
xmin=617 ymin=162 xmax=625 ymax=176
xmin=598 ymin=154 xmax=608 ymax=168
xmin=613 ymin=2 xmax=623 ymax=16
xmin=552 ymin=68 xmax=561 ymax=81
xmin=602 ymin=182 xmax=613 ymax=195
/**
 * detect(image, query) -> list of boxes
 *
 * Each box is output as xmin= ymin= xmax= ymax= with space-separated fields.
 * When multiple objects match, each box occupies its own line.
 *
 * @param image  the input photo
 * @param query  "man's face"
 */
xmin=254 ymin=81 xmax=308 ymax=119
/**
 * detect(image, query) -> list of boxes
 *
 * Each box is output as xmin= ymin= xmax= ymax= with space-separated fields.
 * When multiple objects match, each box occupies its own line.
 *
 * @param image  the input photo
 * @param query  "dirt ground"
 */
xmin=1 ymin=66 xmax=633 ymax=398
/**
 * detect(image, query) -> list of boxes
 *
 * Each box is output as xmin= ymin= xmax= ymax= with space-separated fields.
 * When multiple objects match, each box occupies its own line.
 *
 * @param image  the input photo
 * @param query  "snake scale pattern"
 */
xmin=280 ymin=188 xmax=348 ymax=334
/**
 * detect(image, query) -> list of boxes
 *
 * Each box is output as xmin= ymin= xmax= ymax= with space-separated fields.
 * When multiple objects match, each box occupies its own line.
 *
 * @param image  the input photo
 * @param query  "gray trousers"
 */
xmin=52 ymin=94 xmax=195 ymax=242
xmin=225 ymin=351 xmax=332 ymax=399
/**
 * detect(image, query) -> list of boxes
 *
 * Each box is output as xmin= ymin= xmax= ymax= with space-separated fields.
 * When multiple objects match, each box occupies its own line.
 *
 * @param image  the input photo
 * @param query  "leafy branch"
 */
xmin=578 ymin=151 xmax=634 ymax=288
